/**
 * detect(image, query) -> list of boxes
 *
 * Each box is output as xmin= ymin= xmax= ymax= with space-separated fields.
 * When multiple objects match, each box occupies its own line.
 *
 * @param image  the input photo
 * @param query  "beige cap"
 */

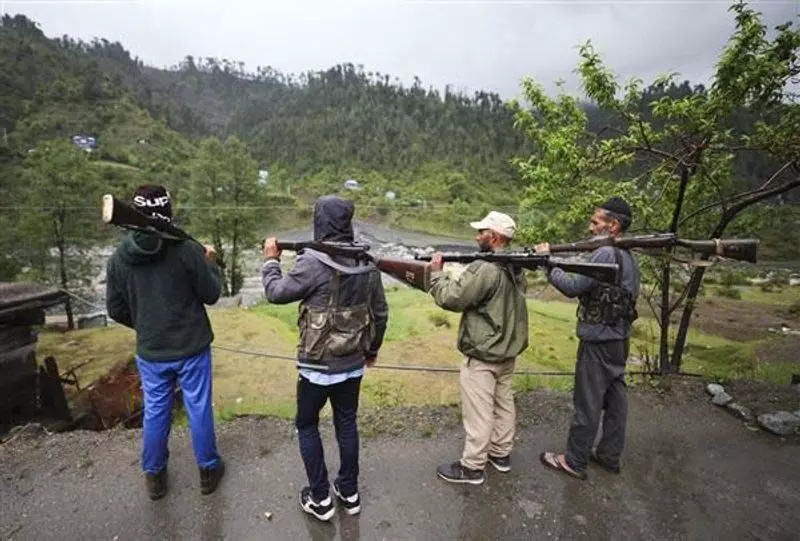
xmin=470 ymin=211 xmax=516 ymax=239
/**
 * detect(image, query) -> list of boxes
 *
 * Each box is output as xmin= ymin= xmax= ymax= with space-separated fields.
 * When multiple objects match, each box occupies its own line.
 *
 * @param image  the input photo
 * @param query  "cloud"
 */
xmin=4 ymin=0 xmax=798 ymax=98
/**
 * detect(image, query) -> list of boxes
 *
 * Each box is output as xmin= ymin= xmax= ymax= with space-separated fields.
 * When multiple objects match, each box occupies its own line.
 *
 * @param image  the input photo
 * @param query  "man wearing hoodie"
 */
xmin=262 ymin=195 xmax=388 ymax=522
xmin=105 ymin=185 xmax=225 ymax=501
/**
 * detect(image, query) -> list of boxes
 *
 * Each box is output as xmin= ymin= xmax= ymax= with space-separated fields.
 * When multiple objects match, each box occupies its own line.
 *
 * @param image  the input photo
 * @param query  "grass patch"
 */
xmin=738 ymin=286 xmax=800 ymax=306
xmin=36 ymin=284 xmax=798 ymax=423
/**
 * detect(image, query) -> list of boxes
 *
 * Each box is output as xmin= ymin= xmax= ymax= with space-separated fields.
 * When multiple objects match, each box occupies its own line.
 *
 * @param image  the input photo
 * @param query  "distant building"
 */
xmin=71 ymin=134 xmax=97 ymax=152
xmin=258 ymin=170 xmax=269 ymax=185
xmin=385 ymin=191 xmax=396 ymax=200
xmin=344 ymin=179 xmax=361 ymax=190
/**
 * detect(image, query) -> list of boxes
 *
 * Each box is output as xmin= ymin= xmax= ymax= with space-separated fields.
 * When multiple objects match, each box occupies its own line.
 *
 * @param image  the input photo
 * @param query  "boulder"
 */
xmin=757 ymin=411 xmax=800 ymax=436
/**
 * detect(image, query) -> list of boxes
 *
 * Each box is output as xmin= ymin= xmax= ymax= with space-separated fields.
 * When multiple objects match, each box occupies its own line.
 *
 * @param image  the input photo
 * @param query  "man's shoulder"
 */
xmin=590 ymin=245 xmax=618 ymax=262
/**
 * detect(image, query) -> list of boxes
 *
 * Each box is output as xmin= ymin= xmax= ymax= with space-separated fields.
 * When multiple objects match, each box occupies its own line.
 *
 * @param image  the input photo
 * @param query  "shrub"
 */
xmin=716 ymin=286 xmax=741 ymax=300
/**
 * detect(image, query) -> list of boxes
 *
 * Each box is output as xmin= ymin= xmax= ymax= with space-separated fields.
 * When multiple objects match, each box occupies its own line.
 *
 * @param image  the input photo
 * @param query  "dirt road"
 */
xmin=1 ymin=382 xmax=798 ymax=541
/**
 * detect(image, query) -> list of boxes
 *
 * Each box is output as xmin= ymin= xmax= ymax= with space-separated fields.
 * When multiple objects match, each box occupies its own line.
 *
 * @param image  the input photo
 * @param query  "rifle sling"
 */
xmin=303 ymin=248 xmax=376 ymax=274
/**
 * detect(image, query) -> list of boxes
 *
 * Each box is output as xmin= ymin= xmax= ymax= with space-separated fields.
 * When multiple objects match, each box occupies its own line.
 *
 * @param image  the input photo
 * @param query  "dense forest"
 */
xmin=0 ymin=12 xmax=797 ymax=301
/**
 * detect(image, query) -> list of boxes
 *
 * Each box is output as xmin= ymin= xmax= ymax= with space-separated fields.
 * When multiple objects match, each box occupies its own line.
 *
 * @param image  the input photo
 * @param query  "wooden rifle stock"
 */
xmin=414 ymin=252 xmax=619 ymax=284
xmin=548 ymin=233 xmax=759 ymax=263
xmin=373 ymin=258 xmax=431 ymax=291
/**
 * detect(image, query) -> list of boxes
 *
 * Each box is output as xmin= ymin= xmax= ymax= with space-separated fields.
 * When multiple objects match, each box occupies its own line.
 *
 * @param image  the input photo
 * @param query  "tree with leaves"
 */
xmin=186 ymin=136 xmax=262 ymax=295
xmin=511 ymin=1 xmax=800 ymax=372
xmin=19 ymin=139 xmax=104 ymax=329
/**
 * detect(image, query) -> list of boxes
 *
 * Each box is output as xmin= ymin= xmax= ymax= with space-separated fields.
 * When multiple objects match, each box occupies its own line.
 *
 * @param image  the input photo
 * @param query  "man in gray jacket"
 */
xmin=262 ymin=195 xmax=388 ymax=521
xmin=536 ymin=197 xmax=640 ymax=480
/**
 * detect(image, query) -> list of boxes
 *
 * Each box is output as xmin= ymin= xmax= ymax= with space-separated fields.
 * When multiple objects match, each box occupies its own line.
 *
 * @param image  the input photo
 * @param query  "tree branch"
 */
xmin=678 ymin=161 xmax=797 ymax=227
xmin=758 ymin=160 xmax=793 ymax=191
xmin=669 ymin=281 xmax=691 ymax=314
xmin=726 ymin=173 xmax=800 ymax=216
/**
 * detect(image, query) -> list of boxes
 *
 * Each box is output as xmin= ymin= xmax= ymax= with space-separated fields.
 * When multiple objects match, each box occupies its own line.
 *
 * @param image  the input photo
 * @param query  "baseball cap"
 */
xmin=470 ymin=211 xmax=516 ymax=239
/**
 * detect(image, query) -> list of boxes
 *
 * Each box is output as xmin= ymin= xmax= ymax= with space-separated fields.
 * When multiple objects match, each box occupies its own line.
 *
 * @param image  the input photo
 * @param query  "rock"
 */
xmin=263 ymin=511 xmax=273 ymax=521
xmin=706 ymin=383 xmax=725 ymax=396
xmin=757 ymin=411 xmax=800 ymax=436
xmin=725 ymin=402 xmax=753 ymax=422
xmin=573 ymin=515 xmax=588 ymax=526
xmin=712 ymin=392 xmax=734 ymax=406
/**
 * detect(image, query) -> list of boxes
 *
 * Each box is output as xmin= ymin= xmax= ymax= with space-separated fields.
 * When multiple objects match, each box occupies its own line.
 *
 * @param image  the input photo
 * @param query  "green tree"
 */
xmin=19 ymin=139 xmax=104 ymax=329
xmin=511 ymin=1 xmax=800 ymax=372
xmin=186 ymin=136 xmax=261 ymax=295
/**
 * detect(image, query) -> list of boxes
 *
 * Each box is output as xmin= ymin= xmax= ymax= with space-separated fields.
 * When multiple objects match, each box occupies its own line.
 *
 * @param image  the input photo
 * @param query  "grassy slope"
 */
xmin=38 ymin=285 xmax=799 ymax=421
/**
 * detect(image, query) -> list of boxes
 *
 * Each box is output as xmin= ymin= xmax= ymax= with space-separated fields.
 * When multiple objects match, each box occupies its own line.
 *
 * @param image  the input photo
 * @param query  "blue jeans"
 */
xmin=135 ymin=346 xmax=221 ymax=474
xmin=295 ymin=374 xmax=362 ymax=500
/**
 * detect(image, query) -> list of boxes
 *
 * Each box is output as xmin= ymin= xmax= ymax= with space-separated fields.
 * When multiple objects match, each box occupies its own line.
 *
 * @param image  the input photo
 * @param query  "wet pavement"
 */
xmin=1 ymin=385 xmax=799 ymax=541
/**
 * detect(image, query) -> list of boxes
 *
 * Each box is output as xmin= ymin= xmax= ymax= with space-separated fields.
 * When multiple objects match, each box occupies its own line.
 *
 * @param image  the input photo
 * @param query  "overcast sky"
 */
xmin=3 ymin=0 xmax=798 ymax=99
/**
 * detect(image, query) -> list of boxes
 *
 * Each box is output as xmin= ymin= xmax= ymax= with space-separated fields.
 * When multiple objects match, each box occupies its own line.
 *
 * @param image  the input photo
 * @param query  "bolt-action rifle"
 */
xmin=413 ymin=251 xmax=620 ymax=284
xmin=101 ymin=194 xmax=226 ymax=268
xmin=273 ymin=241 xmax=433 ymax=291
xmin=544 ymin=233 xmax=759 ymax=264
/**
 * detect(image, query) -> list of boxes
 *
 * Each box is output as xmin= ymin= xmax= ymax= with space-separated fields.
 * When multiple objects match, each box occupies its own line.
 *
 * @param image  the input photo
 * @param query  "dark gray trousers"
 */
xmin=566 ymin=340 xmax=629 ymax=472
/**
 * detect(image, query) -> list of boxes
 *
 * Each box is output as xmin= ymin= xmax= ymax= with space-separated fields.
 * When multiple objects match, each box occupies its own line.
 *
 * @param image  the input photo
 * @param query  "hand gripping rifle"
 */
xmin=413 ymin=251 xmax=620 ymax=284
xmin=545 ymin=233 xmax=759 ymax=264
xmin=101 ymin=194 xmax=225 ymax=267
xmin=272 ymin=241 xmax=432 ymax=291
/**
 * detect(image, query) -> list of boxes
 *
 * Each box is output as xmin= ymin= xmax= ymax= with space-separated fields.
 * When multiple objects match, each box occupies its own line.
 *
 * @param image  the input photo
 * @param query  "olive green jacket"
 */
xmin=428 ymin=260 xmax=529 ymax=363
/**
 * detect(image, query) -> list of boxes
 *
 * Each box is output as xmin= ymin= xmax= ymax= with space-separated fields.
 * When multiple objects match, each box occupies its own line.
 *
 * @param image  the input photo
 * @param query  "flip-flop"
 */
xmin=539 ymin=451 xmax=588 ymax=480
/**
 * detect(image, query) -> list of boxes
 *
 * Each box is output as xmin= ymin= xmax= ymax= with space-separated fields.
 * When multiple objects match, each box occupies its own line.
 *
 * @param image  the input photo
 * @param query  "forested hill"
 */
xmin=1 ymin=12 xmax=795 ymax=207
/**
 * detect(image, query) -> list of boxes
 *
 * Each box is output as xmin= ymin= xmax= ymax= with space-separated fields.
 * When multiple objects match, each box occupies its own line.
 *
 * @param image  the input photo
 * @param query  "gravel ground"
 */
xmin=2 ymin=381 xmax=799 ymax=541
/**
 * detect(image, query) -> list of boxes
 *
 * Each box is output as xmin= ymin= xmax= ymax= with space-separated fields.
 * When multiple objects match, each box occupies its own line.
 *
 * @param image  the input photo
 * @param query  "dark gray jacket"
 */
xmin=262 ymin=196 xmax=388 ymax=373
xmin=547 ymin=246 xmax=640 ymax=342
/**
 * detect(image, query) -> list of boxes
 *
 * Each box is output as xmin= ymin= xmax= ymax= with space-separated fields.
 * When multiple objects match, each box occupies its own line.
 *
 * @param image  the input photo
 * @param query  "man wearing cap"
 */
xmin=426 ymin=211 xmax=529 ymax=484
xmin=536 ymin=196 xmax=641 ymax=480
xmin=105 ymin=185 xmax=226 ymax=500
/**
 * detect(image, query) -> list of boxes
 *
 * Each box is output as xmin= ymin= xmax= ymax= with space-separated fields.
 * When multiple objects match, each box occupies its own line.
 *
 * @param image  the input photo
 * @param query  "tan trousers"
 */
xmin=459 ymin=357 xmax=516 ymax=471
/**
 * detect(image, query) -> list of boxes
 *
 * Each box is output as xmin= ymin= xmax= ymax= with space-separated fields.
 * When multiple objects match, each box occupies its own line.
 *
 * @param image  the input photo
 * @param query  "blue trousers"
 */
xmin=135 ymin=346 xmax=221 ymax=475
xmin=296 ymin=375 xmax=362 ymax=501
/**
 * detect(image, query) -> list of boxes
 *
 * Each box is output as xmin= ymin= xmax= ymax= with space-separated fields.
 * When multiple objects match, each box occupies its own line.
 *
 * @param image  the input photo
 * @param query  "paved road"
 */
xmin=2 ymin=385 xmax=798 ymax=541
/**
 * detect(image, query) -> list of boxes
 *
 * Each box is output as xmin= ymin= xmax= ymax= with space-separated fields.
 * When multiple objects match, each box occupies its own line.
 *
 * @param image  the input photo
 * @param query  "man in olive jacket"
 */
xmin=427 ymin=211 xmax=529 ymax=485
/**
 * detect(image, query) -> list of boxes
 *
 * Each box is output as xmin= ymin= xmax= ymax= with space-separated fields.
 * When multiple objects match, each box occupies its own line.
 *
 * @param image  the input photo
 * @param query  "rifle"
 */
xmin=413 ymin=251 xmax=619 ymax=284
xmin=546 ymin=233 xmax=759 ymax=264
xmin=273 ymin=240 xmax=432 ymax=291
xmin=101 ymin=194 xmax=224 ymax=267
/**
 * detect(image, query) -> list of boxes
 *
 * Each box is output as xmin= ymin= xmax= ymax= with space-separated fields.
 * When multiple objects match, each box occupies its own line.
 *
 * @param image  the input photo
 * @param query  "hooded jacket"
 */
xmin=105 ymin=230 xmax=222 ymax=361
xmin=262 ymin=196 xmax=389 ymax=373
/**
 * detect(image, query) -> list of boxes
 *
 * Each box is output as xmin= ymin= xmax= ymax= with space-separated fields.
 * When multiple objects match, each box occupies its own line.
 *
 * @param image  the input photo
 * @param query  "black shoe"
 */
xmin=200 ymin=459 xmax=226 ymax=494
xmin=332 ymin=480 xmax=361 ymax=515
xmin=299 ymin=486 xmax=336 ymax=521
xmin=590 ymin=452 xmax=620 ymax=474
xmin=437 ymin=461 xmax=485 ymax=485
xmin=145 ymin=468 xmax=167 ymax=501
xmin=487 ymin=454 xmax=511 ymax=473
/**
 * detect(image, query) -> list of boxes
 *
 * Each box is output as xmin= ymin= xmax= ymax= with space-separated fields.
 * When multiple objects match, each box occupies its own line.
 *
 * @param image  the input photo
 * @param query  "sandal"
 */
xmin=539 ymin=451 xmax=587 ymax=480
